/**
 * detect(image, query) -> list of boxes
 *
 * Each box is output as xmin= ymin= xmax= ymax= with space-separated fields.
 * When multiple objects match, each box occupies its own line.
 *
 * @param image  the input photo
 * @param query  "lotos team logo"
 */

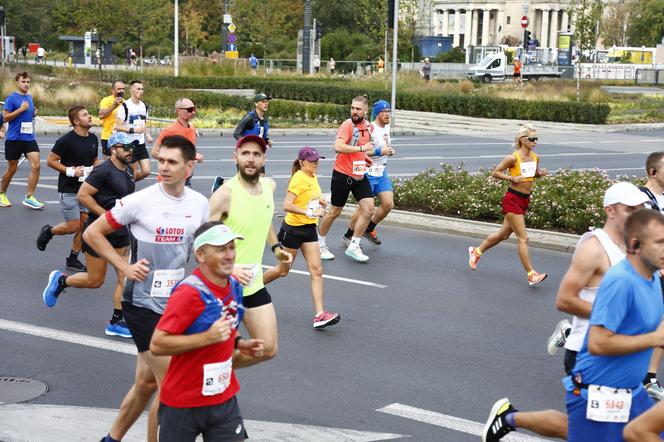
xmin=155 ymin=226 xmax=185 ymax=243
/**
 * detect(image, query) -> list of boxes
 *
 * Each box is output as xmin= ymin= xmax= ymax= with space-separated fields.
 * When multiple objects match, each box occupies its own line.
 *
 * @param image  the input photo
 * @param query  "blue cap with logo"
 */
xmin=108 ymin=132 xmax=132 ymax=147
xmin=371 ymin=100 xmax=391 ymax=121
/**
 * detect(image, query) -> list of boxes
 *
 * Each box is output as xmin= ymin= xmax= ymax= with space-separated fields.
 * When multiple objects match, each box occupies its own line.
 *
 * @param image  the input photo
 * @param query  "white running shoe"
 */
xmin=345 ymin=243 xmax=369 ymax=262
xmin=320 ymin=244 xmax=335 ymax=260
xmin=547 ymin=319 xmax=572 ymax=356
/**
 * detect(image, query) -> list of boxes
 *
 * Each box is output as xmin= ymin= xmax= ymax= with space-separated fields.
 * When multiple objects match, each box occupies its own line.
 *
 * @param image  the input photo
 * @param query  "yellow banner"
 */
xmin=558 ymin=35 xmax=571 ymax=50
xmin=225 ymin=51 xmax=239 ymax=59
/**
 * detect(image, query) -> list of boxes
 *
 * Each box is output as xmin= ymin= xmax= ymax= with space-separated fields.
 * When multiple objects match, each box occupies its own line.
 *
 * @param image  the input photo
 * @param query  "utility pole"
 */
xmin=174 ymin=0 xmax=179 ymax=77
xmin=303 ymin=0 xmax=311 ymax=74
xmin=390 ymin=0 xmax=399 ymax=126
xmin=0 ymin=6 xmax=5 ymax=69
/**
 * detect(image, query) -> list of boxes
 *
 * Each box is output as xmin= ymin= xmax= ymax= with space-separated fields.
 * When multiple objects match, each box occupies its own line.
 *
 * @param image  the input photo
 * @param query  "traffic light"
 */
xmin=388 ymin=0 xmax=395 ymax=28
xmin=523 ymin=30 xmax=532 ymax=50
xmin=315 ymin=21 xmax=324 ymax=40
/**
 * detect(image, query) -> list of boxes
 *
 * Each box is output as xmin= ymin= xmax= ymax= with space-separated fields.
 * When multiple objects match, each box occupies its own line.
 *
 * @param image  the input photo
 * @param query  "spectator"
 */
xmin=313 ymin=55 xmax=320 ymax=74
xmin=329 ymin=57 xmax=336 ymax=75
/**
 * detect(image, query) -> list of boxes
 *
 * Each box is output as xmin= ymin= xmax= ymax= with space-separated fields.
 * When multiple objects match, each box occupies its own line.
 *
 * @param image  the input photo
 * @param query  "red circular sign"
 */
xmin=521 ymin=16 xmax=529 ymax=28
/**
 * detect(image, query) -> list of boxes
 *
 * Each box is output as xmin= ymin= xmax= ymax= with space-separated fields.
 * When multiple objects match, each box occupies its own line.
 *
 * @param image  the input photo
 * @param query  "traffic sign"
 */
xmin=521 ymin=16 xmax=528 ymax=28
xmin=228 ymin=23 xmax=236 ymax=33
xmin=227 ymin=33 xmax=236 ymax=43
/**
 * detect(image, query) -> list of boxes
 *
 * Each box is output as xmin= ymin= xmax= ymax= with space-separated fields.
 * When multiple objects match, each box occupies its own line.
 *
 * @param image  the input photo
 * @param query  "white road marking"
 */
xmin=261 ymin=265 xmax=387 ymax=289
xmin=377 ymin=403 xmax=553 ymax=441
xmin=9 ymin=180 xmax=59 ymax=190
xmin=0 ymin=404 xmax=405 ymax=441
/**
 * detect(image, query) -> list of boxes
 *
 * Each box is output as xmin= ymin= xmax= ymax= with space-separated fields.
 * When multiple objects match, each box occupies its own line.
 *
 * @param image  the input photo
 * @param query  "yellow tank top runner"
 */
xmin=509 ymin=151 xmax=539 ymax=182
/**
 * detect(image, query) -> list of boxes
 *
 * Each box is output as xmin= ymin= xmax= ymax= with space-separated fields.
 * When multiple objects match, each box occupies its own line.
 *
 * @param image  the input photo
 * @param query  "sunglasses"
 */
xmin=113 ymin=143 xmax=134 ymax=152
xmin=178 ymin=106 xmax=196 ymax=112
xmin=526 ymin=137 xmax=539 ymax=142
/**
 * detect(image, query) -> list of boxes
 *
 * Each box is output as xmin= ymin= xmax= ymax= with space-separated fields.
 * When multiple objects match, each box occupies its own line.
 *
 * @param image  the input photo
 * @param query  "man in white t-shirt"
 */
xmin=342 ymin=100 xmax=395 ymax=247
xmin=115 ymin=80 xmax=153 ymax=181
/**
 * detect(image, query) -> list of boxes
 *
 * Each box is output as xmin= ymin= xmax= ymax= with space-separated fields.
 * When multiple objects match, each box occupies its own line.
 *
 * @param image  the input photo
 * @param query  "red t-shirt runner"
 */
xmin=155 ymin=121 xmax=197 ymax=146
xmin=157 ymin=268 xmax=240 ymax=408
xmin=334 ymin=118 xmax=372 ymax=178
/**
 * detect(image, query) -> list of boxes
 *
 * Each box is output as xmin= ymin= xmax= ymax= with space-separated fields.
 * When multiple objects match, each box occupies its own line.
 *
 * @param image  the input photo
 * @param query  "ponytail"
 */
xmin=291 ymin=159 xmax=302 ymax=176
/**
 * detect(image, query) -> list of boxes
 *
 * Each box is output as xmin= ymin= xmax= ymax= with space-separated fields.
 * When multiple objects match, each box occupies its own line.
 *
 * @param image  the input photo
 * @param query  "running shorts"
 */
xmin=368 ymin=172 xmax=393 ymax=195
xmin=131 ymin=143 xmax=150 ymax=162
xmin=101 ymin=139 xmax=111 ymax=157
xmin=242 ymin=287 xmax=272 ymax=309
xmin=330 ymin=170 xmax=373 ymax=208
xmin=59 ymin=193 xmax=89 ymax=221
xmin=278 ymin=222 xmax=318 ymax=250
xmin=122 ymin=302 xmax=161 ymax=353
xmin=564 ymin=350 xmax=577 ymax=376
xmin=501 ymin=188 xmax=530 ymax=215
xmin=4 ymin=140 xmax=39 ymax=161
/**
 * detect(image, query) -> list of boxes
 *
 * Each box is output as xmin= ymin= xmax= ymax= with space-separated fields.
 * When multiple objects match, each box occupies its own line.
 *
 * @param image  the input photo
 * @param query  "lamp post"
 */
xmin=174 ymin=0 xmax=179 ymax=77
xmin=390 ymin=0 xmax=399 ymax=126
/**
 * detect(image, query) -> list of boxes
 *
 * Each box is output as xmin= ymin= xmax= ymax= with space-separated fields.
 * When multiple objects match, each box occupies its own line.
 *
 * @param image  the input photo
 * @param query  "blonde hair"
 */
xmin=513 ymin=123 xmax=537 ymax=148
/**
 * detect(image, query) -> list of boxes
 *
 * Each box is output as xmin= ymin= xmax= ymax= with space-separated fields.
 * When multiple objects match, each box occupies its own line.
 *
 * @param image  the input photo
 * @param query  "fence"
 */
xmin=580 ymin=63 xmax=664 ymax=81
xmin=635 ymin=69 xmax=664 ymax=85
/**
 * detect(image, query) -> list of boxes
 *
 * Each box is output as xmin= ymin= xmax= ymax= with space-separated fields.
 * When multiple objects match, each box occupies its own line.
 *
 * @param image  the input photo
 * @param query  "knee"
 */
xmin=87 ymin=276 xmax=105 ymax=289
xmin=359 ymin=202 xmax=375 ymax=217
xmin=67 ymin=220 xmax=82 ymax=233
xmin=327 ymin=206 xmax=342 ymax=218
xmin=31 ymin=163 xmax=40 ymax=173
xmin=499 ymin=231 xmax=511 ymax=241
xmin=382 ymin=200 xmax=394 ymax=212
xmin=135 ymin=375 xmax=158 ymax=397
xmin=518 ymin=235 xmax=530 ymax=244
xmin=309 ymin=264 xmax=323 ymax=279
xmin=623 ymin=423 xmax=645 ymax=442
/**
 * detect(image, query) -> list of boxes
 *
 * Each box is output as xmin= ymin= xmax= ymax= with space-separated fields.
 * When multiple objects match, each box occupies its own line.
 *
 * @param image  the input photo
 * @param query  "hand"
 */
xmin=384 ymin=146 xmax=395 ymax=156
xmin=146 ymin=133 xmax=153 ymax=144
xmin=510 ymin=175 xmax=524 ymax=184
xmin=312 ymin=207 xmax=325 ymax=217
xmin=361 ymin=142 xmax=374 ymax=152
xmin=232 ymin=265 xmax=255 ymax=286
xmin=237 ymin=338 xmax=265 ymax=357
xmin=19 ymin=100 xmax=30 ymax=112
xmin=114 ymin=97 xmax=124 ymax=106
xmin=33 ymin=107 xmax=39 ymax=116
xmin=0 ymin=131 xmax=4 ymax=139
xmin=74 ymin=166 xmax=85 ymax=177
xmin=318 ymin=198 xmax=328 ymax=208
xmin=275 ymin=248 xmax=293 ymax=265
xmin=123 ymin=258 xmax=150 ymax=281
xmin=195 ymin=152 xmax=204 ymax=163
xmin=364 ymin=155 xmax=373 ymax=166
xmin=539 ymin=168 xmax=549 ymax=177
xmin=206 ymin=312 xmax=232 ymax=345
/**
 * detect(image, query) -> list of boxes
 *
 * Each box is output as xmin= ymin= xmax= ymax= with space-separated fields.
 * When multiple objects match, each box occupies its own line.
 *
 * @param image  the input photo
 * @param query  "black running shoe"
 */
xmin=482 ymin=398 xmax=517 ymax=442
xmin=36 ymin=224 xmax=53 ymax=251
xmin=66 ymin=256 xmax=87 ymax=273
xmin=363 ymin=230 xmax=382 ymax=246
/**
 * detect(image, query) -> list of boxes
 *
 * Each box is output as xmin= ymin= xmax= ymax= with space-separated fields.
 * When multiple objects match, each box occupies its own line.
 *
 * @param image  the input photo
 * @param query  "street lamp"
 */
xmin=174 ymin=0 xmax=179 ymax=77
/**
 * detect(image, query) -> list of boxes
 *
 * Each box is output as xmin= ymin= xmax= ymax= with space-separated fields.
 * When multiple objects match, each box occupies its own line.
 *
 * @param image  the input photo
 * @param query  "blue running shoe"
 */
xmin=211 ymin=176 xmax=224 ymax=195
xmin=105 ymin=321 xmax=132 ymax=338
xmin=43 ymin=270 xmax=66 ymax=308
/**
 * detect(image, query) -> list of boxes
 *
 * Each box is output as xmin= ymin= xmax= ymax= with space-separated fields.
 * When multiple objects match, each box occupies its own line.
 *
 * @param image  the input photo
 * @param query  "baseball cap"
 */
xmin=254 ymin=93 xmax=271 ymax=102
xmin=298 ymin=146 xmax=325 ymax=162
xmin=194 ymin=224 xmax=244 ymax=252
xmin=236 ymin=134 xmax=267 ymax=152
xmin=108 ymin=132 xmax=132 ymax=147
xmin=603 ymin=182 xmax=649 ymax=208
xmin=373 ymin=100 xmax=391 ymax=115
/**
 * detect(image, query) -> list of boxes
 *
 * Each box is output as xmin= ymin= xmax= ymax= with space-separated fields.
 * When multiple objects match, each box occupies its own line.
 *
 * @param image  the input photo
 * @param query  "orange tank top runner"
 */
xmin=508 ymin=151 xmax=539 ymax=182
xmin=514 ymin=60 xmax=522 ymax=74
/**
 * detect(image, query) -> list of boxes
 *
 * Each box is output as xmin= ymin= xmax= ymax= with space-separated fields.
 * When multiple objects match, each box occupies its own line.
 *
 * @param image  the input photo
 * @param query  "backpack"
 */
xmin=121 ymin=102 xmax=149 ymax=123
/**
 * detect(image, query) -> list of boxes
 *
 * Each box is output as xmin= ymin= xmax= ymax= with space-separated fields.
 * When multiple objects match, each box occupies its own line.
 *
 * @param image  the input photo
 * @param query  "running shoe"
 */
xmin=363 ymin=230 xmax=382 ymax=246
xmin=66 ymin=256 xmax=88 ymax=273
xmin=547 ymin=319 xmax=572 ymax=356
xmin=43 ymin=270 xmax=66 ymax=308
xmin=320 ymin=244 xmax=335 ymax=260
xmin=345 ymin=243 xmax=369 ymax=262
xmin=528 ymin=271 xmax=548 ymax=286
xmin=105 ymin=321 xmax=132 ymax=338
xmin=36 ymin=224 xmax=53 ymax=251
xmin=211 ymin=176 xmax=224 ymax=195
xmin=22 ymin=195 xmax=44 ymax=209
xmin=482 ymin=397 xmax=517 ymax=442
xmin=468 ymin=247 xmax=480 ymax=270
xmin=645 ymin=378 xmax=664 ymax=401
xmin=313 ymin=311 xmax=340 ymax=329
xmin=0 ymin=192 xmax=11 ymax=207
xmin=341 ymin=235 xmax=351 ymax=247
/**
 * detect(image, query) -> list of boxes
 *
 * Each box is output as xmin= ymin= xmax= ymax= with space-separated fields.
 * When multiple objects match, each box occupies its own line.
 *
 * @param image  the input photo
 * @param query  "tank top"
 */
xmin=223 ymin=176 xmax=274 ymax=297
xmin=565 ymin=228 xmax=625 ymax=352
xmin=508 ymin=151 xmax=539 ymax=182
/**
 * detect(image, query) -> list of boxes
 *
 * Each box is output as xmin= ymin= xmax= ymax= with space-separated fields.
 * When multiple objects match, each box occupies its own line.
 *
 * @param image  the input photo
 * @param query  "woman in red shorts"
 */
xmin=468 ymin=123 xmax=549 ymax=286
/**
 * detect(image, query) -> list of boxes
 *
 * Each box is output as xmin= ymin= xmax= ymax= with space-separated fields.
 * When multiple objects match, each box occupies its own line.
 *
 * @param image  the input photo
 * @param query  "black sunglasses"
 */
xmin=178 ymin=106 xmax=196 ymax=112
xmin=113 ymin=143 xmax=134 ymax=152
xmin=527 ymin=137 xmax=539 ymax=142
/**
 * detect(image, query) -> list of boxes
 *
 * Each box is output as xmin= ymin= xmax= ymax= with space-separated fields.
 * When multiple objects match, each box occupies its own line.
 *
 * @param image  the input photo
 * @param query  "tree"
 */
xmin=569 ymin=0 xmax=603 ymax=58
xmin=600 ymin=1 xmax=629 ymax=47
xmin=4 ymin=0 xmax=63 ymax=49
xmin=627 ymin=0 xmax=664 ymax=46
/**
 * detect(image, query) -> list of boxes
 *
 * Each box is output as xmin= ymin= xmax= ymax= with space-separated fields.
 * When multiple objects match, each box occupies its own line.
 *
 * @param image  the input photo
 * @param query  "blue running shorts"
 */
xmin=367 ymin=172 xmax=393 ymax=195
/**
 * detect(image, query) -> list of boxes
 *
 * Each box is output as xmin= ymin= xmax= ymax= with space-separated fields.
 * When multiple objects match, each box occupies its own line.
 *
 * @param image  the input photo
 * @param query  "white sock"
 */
xmin=318 ymin=235 xmax=326 ymax=246
xmin=351 ymin=236 xmax=361 ymax=246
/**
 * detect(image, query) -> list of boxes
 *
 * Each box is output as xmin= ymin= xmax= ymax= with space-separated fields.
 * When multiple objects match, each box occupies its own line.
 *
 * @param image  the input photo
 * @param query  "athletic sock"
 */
xmin=68 ymin=250 xmax=80 ymax=261
xmin=57 ymin=275 xmax=68 ymax=291
xmin=644 ymin=372 xmax=658 ymax=385
xmin=350 ymin=237 xmax=361 ymax=246
xmin=318 ymin=235 xmax=327 ymax=246
xmin=366 ymin=221 xmax=377 ymax=233
xmin=111 ymin=309 xmax=123 ymax=325
xmin=344 ymin=228 xmax=353 ymax=239
xmin=505 ymin=412 xmax=517 ymax=429
xmin=103 ymin=434 xmax=121 ymax=442
xmin=474 ymin=247 xmax=482 ymax=256
xmin=527 ymin=270 xmax=536 ymax=276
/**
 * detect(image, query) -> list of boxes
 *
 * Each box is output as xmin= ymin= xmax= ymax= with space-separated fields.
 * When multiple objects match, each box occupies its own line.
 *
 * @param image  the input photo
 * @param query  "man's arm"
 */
xmin=233 ymin=114 xmax=253 ymax=140
xmin=265 ymin=179 xmax=292 ymax=264
xmin=77 ymin=182 xmax=105 ymax=216
xmin=209 ymin=185 xmax=231 ymax=220
xmin=334 ymin=137 xmax=373 ymax=154
xmin=491 ymin=155 xmax=517 ymax=182
xmin=98 ymin=97 xmax=122 ymax=119
xmin=588 ymin=322 xmax=664 ymax=356
xmin=2 ymin=101 xmax=29 ymax=123
xmin=555 ymin=236 xmax=606 ymax=317
xmin=47 ymin=151 xmax=84 ymax=177
xmin=150 ymin=314 xmax=232 ymax=356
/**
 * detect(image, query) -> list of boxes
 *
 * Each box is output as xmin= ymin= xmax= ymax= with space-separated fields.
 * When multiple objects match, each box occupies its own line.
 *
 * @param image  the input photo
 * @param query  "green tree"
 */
xmin=627 ymin=0 xmax=664 ymax=46
xmin=3 ymin=0 xmax=63 ymax=49
xmin=569 ymin=0 xmax=603 ymax=58
xmin=600 ymin=1 xmax=629 ymax=47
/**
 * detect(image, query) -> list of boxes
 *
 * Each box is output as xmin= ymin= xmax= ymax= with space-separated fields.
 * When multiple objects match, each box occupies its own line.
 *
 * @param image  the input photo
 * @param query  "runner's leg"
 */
xmin=25 ymin=151 xmax=40 ymax=196
xmin=514 ymin=410 xmax=568 ymax=438
xmin=138 ymin=158 xmax=151 ymax=182
xmin=64 ymin=252 xmax=108 ymax=288
xmin=141 ymin=351 xmax=170 ymax=442
xmin=624 ymin=400 xmax=664 ymax=442
xmin=476 ymin=217 xmax=514 ymax=254
xmin=318 ymin=205 xmax=343 ymax=236
xmin=351 ymin=197 xmax=374 ymax=238
xmin=236 ymin=303 xmax=278 ymax=367
xmin=504 ymin=213 xmax=534 ymax=272
xmin=0 ymin=160 xmax=18 ymax=192
xmin=301 ymin=241 xmax=324 ymax=314
xmin=371 ymin=190 xmax=394 ymax=225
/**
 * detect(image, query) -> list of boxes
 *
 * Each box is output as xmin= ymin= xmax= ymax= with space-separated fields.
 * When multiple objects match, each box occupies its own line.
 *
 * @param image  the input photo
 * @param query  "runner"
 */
xmin=83 ymin=135 xmax=207 ymax=442
xmin=468 ymin=123 xmax=548 ymax=286
xmin=209 ymin=134 xmax=293 ymax=366
xmin=0 ymin=71 xmax=44 ymax=209
xmin=342 ymin=99 xmax=395 ymax=247
xmin=115 ymin=80 xmax=153 ymax=181
xmin=482 ymin=182 xmax=649 ymax=442
xmin=150 ymin=221 xmax=265 ymax=442
xmin=37 ymin=105 xmax=99 ymax=272
xmin=98 ymin=80 xmax=125 ymax=159
xmin=317 ymin=95 xmax=375 ymax=262
xmin=41 ymin=132 xmax=137 ymax=339
xmin=263 ymin=146 xmax=340 ymax=329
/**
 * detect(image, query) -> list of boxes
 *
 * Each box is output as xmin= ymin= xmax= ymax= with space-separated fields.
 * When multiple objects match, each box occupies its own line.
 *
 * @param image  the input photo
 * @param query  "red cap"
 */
xmin=236 ymin=135 xmax=267 ymax=152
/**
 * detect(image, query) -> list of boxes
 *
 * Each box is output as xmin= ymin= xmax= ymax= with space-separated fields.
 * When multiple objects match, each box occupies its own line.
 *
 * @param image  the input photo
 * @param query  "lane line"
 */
xmin=377 ymin=403 xmax=552 ymax=442
xmin=261 ymin=265 xmax=387 ymax=289
xmin=0 ymin=319 xmax=137 ymax=355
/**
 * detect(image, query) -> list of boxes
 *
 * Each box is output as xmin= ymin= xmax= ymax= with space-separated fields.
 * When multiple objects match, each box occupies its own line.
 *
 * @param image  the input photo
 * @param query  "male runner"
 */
xmin=115 ymin=80 xmax=153 ymax=181
xmin=342 ymin=99 xmax=395 ymax=246
xmin=98 ymin=80 xmax=125 ymax=159
xmin=37 ymin=105 xmax=99 ymax=272
xmin=317 ymin=95 xmax=375 ymax=262
xmin=0 ymin=71 xmax=44 ymax=209
xmin=85 ymin=135 xmax=208 ymax=442
xmin=482 ymin=182 xmax=649 ymax=442
xmin=209 ymin=135 xmax=292 ymax=367
xmin=150 ymin=221 xmax=264 ymax=442
xmin=42 ymin=132 xmax=136 ymax=339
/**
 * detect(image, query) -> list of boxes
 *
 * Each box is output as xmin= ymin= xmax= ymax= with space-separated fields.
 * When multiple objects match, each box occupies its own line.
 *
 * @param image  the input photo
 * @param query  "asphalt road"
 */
xmin=0 ymin=130 xmax=661 ymax=441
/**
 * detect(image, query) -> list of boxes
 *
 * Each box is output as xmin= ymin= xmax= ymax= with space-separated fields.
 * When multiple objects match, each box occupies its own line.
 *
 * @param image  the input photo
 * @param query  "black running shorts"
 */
xmin=277 ymin=222 xmax=318 ymax=250
xmin=330 ymin=170 xmax=373 ymax=208
xmin=121 ymin=302 xmax=161 ymax=353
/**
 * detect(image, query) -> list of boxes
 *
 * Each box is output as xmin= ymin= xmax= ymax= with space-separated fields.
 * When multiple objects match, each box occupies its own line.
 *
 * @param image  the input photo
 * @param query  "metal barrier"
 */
xmin=635 ymin=69 xmax=664 ymax=85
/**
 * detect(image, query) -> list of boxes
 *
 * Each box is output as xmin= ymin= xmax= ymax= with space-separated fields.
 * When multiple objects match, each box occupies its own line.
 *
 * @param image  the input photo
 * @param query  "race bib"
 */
xmin=367 ymin=164 xmax=385 ymax=177
xmin=586 ymin=385 xmax=632 ymax=423
xmin=79 ymin=166 xmax=94 ymax=182
xmin=306 ymin=199 xmax=322 ymax=218
xmin=133 ymin=118 xmax=146 ymax=129
xmin=20 ymin=122 xmax=33 ymax=134
xmin=352 ymin=160 xmax=367 ymax=176
xmin=150 ymin=268 xmax=185 ymax=298
xmin=202 ymin=357 xmax=233 ymax=396
xmin=244 ymin=263 xmax=260 ymax=287
xmin=520 ymin=161 xmax=537 ymax=178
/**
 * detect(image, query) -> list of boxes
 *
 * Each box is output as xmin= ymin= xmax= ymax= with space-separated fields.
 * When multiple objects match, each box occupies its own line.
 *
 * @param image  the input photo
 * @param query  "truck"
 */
xmin=466 ymin=51 xmax=561 ymax=83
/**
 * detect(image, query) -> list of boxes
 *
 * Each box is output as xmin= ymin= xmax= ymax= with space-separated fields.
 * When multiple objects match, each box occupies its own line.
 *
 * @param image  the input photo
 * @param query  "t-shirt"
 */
xmin=116 ymin=99 xmax=148 ymax=145
xmin=334 ymin=118 xmax=371 ymax=178
xmin=99 ymin=95 xmax=120 ymax=140
xmin=157 ymin=268 xmax=240 ymax=408
xmin=3 ymin=92 xmax=35 ymax=141
xmin=106 ymin=183 xmax=208 ymax=314
xmin=572 ymin=259 xmax=663 ymax=388
xmin=155 ymin=121 xmax=197 ymax=146
xmin=368 ymin=122 xmax=391 ymax=173
xmin=285 ymin=170 xmax=321 ymax=226
xmin=233 ymin=111 xmax=269 ymax=141
xmin=51 ymin=130 xmax=99 ymax=194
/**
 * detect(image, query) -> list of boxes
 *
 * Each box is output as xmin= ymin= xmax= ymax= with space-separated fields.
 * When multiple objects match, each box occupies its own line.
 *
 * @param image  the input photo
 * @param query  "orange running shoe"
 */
xmin=528 ymin=271 xmax=548 ymax=286
xmin=468 ymin=247 xmax=481 ymax=270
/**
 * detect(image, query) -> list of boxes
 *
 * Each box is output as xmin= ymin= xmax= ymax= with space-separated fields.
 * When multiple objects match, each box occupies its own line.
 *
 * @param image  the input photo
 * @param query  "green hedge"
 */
xmin=393 ymin=165 xmax=645 ymax=234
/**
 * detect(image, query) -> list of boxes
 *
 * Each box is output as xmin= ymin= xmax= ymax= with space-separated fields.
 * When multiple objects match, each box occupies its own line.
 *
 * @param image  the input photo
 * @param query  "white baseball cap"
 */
xmin=603 ymin=182 xmax=649 ymax=208
xmin=194 ymin=224 xmax=244 ymax=251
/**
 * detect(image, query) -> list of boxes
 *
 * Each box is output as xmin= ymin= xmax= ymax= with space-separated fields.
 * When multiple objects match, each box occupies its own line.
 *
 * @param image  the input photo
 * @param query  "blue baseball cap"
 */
xmin=108 ymin=132 xmax=132 ymax=147
xmin=373 ymin=100 xmax=391 ymax=114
